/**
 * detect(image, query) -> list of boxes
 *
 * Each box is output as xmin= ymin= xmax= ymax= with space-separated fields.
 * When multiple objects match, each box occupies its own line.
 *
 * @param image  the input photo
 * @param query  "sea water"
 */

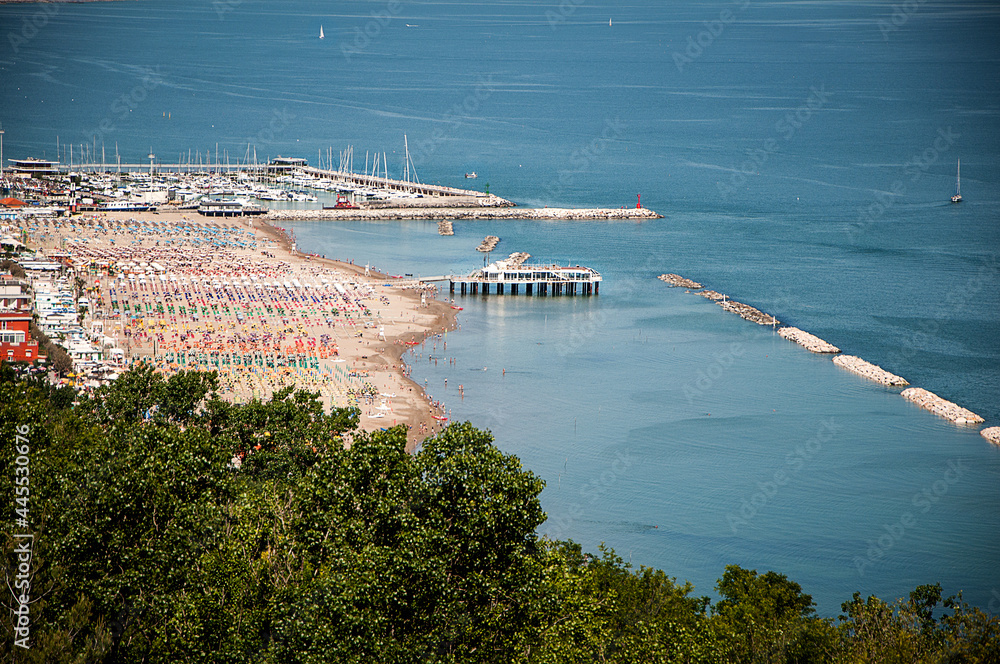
xmin=2 ymin=0 xmax=998 ymax=614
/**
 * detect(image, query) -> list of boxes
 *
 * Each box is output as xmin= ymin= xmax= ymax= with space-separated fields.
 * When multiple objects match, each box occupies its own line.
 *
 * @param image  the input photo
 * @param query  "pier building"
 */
xmin=442 ymin=257 xmax=602 ymax=296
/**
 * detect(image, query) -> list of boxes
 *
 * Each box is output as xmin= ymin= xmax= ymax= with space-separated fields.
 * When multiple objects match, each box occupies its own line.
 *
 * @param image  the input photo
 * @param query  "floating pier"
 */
xmin=833 ymin=355 xmax=909 ymax=386
xmin=901 ymin=388 xmax=985 ymax=425
xmin=981 ymin=427 xmax=1000 ymax=445
xmin=445 ymin=253 xmax=600 ymax=296
xmin=778 ymin=327 xmax=841 ymax=354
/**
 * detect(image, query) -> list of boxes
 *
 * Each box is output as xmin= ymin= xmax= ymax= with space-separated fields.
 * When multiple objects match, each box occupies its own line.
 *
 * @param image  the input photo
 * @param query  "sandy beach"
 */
xmin=25 ymin=210 xmax=457 ymax=450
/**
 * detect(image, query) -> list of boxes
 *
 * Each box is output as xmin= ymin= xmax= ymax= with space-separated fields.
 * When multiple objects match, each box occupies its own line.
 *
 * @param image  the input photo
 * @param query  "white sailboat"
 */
xmin=319 ymin=25 xmax=325 ymax=40
xmin=951 ymin=159 xmax=961 ymax=203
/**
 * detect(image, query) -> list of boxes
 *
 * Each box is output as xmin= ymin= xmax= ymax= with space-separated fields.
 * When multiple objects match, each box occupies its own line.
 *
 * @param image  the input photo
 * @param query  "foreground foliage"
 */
xmin=2 ymin=365 xmax=997 ymax=663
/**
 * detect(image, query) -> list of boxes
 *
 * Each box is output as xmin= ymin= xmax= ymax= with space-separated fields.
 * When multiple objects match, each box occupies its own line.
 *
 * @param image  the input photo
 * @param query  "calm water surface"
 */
xmin=2 ymin=0 xmax=999 ymax=614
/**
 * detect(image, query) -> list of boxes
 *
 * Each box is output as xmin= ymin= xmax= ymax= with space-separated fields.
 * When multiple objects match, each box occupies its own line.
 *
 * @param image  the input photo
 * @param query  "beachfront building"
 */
xmin=0 ymin=274 xmax=39 ymax=362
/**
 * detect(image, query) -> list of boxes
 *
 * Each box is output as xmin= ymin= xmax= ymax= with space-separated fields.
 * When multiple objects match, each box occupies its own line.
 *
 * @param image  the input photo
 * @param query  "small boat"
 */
xmin=465 ymin=172 xmax=477 ymax=179
xmin=319 ymin=25 xmax=324 ymax=39
xmin=367 ymin=412 xmax=385 ymax=419
xmin=951 ymin=159 xmax=962 ymax=203
xmin=451 ymin=306 xmax=463 ymax=310
xmin=432 ymin=415 xmax=448 ymax=421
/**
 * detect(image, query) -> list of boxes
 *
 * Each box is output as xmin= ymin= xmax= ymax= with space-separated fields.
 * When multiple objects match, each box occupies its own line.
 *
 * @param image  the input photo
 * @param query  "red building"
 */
xmin=0 ymin=275 xmax=39 ymax=363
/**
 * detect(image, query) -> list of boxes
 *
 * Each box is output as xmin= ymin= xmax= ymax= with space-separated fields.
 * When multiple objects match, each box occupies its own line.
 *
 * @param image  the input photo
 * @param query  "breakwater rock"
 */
xmin=437 ymin=220 xmax=454 ymax=235
xmin=265 ymin=206 xmax=663 ymax=222
xmin=658 ymin=274 xmax=702 ymax=289
xmin=477 ymin=235 xmax=500 ymax=252
xmin=778 ymin=327 xmax=841 ymax=354
xmin=901 ymin=388 xmax=985 ymax=425
xmin=717 ymin=299 xmax=780 ymax=326
xmin=699 ymin=290 xmax=725 ymax=301
xmin=833 ymin=355 xmax=909 ymax=386
xmin=981 ymin=427 xmax=1000 ymax=445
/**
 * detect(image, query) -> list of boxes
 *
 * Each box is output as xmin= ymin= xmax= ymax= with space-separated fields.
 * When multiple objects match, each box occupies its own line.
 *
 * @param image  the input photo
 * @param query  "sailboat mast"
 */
xmin=957 ymin=158 xmax=960 ymax=196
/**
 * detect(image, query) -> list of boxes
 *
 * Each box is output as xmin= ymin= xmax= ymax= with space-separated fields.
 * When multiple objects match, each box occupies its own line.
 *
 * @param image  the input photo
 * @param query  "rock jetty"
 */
xmin=699 ymin=290 xmax=725 ymax=301
xmin=505 ymin=252 xmax=531 ymax=267
xmin=833 ymin=355 xmax=909 ymax=386
xmin=900 ymin=388 xmax=985 ymax=425
xmin=437 ymin=220 xmax=454 ymax=236
xmin=717 ymin=299 xmax=779 ymax=326
xmin=777 ymin=327 xmax=841 ymax=354
xmin=658 ymin=274 xmax=702 ymax=289
xmin=981 ymin=427 xmax=1000 ymax=445
xmin=265 ymin=206 xmax=663 ymax=222
xmin=477 ymin=235 xmax=500 ymax=252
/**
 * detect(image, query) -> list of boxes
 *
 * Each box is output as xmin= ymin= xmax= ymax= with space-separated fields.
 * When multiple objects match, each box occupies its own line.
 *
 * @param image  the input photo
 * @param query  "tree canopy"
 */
xmin=1 ymin=364 xmax=997 ymax=663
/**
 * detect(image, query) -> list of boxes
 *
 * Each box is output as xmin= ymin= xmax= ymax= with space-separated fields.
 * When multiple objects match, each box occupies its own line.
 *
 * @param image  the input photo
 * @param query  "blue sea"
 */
xmin=2 ymin=0 xmax=998 ymax=615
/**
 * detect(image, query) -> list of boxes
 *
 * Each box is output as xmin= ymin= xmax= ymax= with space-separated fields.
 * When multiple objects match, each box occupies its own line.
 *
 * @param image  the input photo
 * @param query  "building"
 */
xmin=0 ymin=274 xmax=39 ymax=363
xmin=267 ymin=156 xmax=307 ymax=174
xmin=7 ymin=158 xmax=61 ymax=177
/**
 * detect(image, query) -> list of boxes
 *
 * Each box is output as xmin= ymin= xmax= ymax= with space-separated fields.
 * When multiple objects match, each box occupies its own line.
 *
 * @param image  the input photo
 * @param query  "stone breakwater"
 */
xmin=658 ymin=274 xmax=703 ymax=289
xmin=265 ymin=207 xmax=663 ymax=222
xmin=778 ymin=327 xmax=841 ymax=354
xmin=659 ymin=272 xmax=994 ymax=431
xmin=833 ymin=355 xmax=909 ymax=387
xmin=477 ymin=235 xmax=500 ymax=252
xmin=437 ymin=220 xmax=454 ymax=235
xmin=901 ymin=388 xmax=985 ymax=425
xmin=717 ymin=299 xmax=780 ymax=326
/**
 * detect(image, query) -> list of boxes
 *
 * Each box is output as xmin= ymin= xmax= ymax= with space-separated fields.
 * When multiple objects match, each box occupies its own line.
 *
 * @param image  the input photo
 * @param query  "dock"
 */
xmin=445 ymin=253 xmax=601 ymax=296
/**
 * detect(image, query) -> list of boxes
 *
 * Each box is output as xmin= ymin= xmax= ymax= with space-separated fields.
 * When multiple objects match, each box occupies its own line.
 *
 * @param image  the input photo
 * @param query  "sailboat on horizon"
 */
xmin=951 ymin=158 xmax=962 ymax=203
xmin=319 ymin=25 xmax=324 ymax=40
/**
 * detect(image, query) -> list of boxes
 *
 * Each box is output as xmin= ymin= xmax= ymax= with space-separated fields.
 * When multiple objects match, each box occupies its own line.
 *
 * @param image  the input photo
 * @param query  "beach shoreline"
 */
xmin=29 ymin=210 xmax=457 ymax=451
